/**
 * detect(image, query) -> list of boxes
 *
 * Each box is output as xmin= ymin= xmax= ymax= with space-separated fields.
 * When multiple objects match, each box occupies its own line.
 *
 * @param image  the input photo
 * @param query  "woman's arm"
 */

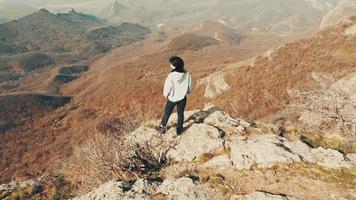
xmin=188 ymin=73 xmax=193 ymax=93
xmin=163 ymin=75 xmax=172 ymax=97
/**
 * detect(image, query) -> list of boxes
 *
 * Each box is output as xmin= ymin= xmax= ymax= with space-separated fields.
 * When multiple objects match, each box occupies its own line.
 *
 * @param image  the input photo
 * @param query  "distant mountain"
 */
xmin=0 ymin=9 xmax=100 ymax=55
xmin=0 ymin=9 xmax=149 ymax=56
xmin=106 ymin=0 xmax=352 ymax=33
xmin=0 ymin=8 xmax=149 ymax=93
xmin=98 ymin=0 xmax=127 ymax=20
xmin=28 ymin=0 xmax=354 ymax=34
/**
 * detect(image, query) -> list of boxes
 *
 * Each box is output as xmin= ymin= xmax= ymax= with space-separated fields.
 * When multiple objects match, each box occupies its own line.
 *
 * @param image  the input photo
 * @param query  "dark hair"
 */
xmin=170 ymin=56 xmax=185 ymax=73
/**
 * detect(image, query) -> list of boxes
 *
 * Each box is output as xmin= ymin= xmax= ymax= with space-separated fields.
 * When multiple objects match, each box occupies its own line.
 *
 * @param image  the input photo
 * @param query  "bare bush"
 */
xmin=123 ymin=142 xmax=169 ymax=176
xmin=62 ymin=133 xmax=122 ymax=194
xmin=63 ymin=132 xmax=169 ymax=194
xmin=63 ymin=102 xmax=165 ymax=194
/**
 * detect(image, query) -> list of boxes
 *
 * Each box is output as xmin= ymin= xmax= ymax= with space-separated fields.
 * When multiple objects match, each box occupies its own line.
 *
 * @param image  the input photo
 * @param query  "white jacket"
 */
xmin=163 ymin=71 xmax=193 ymax=102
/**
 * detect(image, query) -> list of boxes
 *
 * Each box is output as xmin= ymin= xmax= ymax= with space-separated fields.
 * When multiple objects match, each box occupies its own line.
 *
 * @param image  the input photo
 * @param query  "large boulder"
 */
xmin=230 ymin=134 xmax=302 ymax=170
xmin=166 ymin=123 xmax=224 ymax=161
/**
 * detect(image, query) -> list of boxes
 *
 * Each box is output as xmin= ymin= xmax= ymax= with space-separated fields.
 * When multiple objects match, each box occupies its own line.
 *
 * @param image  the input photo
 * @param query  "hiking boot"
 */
xmin=158 ymin=124 xmax=167 ymax=134
xmin=176 ymin=127 xmax=184 ymax=136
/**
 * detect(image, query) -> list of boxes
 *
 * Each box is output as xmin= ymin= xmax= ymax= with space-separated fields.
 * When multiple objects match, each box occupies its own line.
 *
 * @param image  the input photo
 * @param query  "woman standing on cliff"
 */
xmin=158 ymin=56 xmax=193 ymax=135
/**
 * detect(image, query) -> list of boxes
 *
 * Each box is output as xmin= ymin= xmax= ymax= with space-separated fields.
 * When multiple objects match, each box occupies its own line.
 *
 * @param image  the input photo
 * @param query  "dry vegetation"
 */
xmin=0 ymin=175 xmax=75 ymax=200
xmin=62 ymin=106 xmax=168 ymax=194
xmin=215 ymin=19 xmax=356 ymax=122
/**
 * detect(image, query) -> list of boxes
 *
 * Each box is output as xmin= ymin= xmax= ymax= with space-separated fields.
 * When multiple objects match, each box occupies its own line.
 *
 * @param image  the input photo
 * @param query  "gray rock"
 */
xmin=230 ymin=134 xmax=301 ymax=170
xmin=203 ymin=154 xmax=232 ymax=168
xmin=203 ymin=108 xmax=250 ymax=134
xmin=72 ymin=180 xmax=126 ymax=200
xmin=72 ymin=179 xmax=159 ymax=200
xmin=166 ymin=123 xmax=224 ymax=161
xmin=230 ymin=134 xmax=353 ymax=170
xmin=157 ymin=177 xmax=216 ymax=200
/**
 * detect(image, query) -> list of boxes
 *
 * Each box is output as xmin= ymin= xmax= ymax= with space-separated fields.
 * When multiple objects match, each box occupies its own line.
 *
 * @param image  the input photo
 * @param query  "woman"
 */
xmin=158 ymin=56 xmax=193 ymax=135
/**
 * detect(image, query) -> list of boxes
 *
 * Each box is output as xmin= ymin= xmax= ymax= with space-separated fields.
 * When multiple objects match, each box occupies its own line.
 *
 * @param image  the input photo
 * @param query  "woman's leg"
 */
xmin=176 ymin=96 xmax=187 ymax=134
xmin=160 ymin=100 xmax=176 ymax=128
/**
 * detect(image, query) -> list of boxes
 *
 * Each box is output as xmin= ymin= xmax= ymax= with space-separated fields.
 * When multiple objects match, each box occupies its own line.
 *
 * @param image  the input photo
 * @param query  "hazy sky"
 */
xmin=0 ymin=0 xmax=111 ymax=10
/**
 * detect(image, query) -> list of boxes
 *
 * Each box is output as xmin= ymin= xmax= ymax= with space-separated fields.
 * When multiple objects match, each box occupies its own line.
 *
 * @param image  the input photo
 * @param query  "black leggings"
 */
xmin=160 ymin=96 xmax=187 ymax=132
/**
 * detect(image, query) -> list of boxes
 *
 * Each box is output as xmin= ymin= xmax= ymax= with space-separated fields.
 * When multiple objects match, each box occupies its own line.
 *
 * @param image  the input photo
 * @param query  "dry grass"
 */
xmin=149 ymin=193 xmax=168 ymax=200
xmin=0 ymin=175 xmax=74 ymax=200
xmin=215 ymin=21 xmax=356 ymax=121
xmin=62 ymin=132 xmax=124 ymax=194
xmin=62 ymin=113 xmax=168 ymax=194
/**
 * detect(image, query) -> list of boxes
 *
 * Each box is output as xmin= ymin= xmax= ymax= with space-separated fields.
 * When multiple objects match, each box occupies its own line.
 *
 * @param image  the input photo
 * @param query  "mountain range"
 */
xmin=0 ymin=9 xmax=149 ymax=56
xmin=3 ymin=0 xmax=355 ymax=32
xmin=0 ymin=8 xmax=149 ymax=96
xmin=17 ymin=0 xmax=354 ymax=33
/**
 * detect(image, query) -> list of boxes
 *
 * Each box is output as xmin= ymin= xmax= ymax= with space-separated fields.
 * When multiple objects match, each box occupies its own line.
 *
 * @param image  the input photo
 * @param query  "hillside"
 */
xmin=214 ymin=18 xmax=356 ymax=119
xmin=194 ymin=17 xmax=356 ymax=152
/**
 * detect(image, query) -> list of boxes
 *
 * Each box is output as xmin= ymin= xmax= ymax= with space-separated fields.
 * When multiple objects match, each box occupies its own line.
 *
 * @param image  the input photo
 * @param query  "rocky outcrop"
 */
xmin=197 ymin=73 xmax=230 ymax=99
xmin=127 ymin=107 xmax=354 ymax=169
xmin=126 ymin=107 xmax=251 ymax=163
xmin=72 ymin=106 xmax=355 ymax=199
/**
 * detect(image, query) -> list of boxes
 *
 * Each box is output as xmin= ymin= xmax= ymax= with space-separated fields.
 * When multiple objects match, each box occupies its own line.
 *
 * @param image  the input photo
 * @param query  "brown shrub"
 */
xmin=63 ymin=127 xmax=168 ymax=194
